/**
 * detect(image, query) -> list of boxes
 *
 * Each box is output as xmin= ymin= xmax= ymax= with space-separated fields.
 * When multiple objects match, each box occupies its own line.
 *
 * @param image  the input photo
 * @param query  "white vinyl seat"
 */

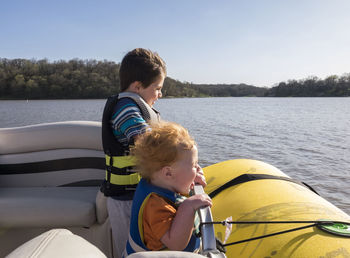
xmin=0 ymin=187 xmax=99 ymax=228
xmin=5 ymin=229 xmax=107 ymax=258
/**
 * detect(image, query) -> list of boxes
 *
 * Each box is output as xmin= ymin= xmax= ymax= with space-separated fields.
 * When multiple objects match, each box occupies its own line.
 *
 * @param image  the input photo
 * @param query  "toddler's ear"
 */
xmin=161 ymin=166 xmax=173 ymax=179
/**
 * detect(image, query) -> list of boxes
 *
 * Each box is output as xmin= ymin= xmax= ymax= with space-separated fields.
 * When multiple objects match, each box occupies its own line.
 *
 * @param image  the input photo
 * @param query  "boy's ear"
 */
xmin=129 ymin=81 xmax=143 ymax=93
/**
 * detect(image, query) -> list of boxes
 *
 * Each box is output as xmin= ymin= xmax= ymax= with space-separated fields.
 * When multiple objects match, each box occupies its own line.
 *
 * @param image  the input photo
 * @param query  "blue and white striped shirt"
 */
xmin=110 ymin=97 xmax=150 ymax=148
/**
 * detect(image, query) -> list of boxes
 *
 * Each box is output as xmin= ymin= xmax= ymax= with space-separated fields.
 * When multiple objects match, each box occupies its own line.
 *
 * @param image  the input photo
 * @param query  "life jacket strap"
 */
xmin=106 ymin=171 xmax=141 ymax=186
xmin=105 ymin=155 xmax=136 ymax=168
xmin=105 ymin=154 xmax=140 ymax=185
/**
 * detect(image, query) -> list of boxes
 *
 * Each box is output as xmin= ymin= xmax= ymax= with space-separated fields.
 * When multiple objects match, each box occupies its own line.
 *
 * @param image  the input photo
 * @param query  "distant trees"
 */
xmin=0 ymin=58 xmax=349 ymax=99
xmin=163 ymin=78 xmax=203 ymax=97
xmin=0 ymin=58 xmax=120 ymax=99
xmin=265 ymin=75 xmax=350 ymax=97
xmin=192 ymin=83 xmax=267 ymax=97
xmin=0 ymin=58 xmax=266 ymax=99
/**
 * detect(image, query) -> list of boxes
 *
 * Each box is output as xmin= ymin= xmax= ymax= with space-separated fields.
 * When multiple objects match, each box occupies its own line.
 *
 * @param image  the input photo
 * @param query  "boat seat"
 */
xmin=6 ymin=228 xmax=107 ymax=258
xmin=0 ymin=186 xmax=100 ymax=228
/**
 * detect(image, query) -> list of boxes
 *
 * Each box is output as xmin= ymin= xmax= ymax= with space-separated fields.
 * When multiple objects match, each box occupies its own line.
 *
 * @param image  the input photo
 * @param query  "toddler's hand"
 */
xmin=183 ymin=193 xmax=212 ymax=211
xmin=194 ymin=165 xmax=207 ymax=187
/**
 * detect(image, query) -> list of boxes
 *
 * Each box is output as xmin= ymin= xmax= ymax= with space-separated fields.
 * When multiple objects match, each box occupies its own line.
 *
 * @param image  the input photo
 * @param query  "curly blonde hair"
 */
xmin=131 ymin=121 xmax=196 ymax=180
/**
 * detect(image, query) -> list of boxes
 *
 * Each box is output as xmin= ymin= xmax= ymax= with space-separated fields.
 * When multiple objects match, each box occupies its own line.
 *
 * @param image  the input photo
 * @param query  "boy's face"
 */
xmin=138 ymin=73 xmax=165 ymax=107
xmin=170 ymin=146 xmax=198 ymax=195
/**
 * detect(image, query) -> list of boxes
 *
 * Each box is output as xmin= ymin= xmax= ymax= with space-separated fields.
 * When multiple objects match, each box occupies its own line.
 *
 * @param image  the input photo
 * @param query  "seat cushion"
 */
xmin=6 ymin=229 xmax=107 ymax=258
xmin=0 ymin=187 xmax=99 ymax=228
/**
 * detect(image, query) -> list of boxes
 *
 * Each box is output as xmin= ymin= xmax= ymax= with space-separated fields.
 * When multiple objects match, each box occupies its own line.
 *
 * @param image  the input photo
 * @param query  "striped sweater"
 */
xmin=110 ymin=97 xmax=150 ymax=148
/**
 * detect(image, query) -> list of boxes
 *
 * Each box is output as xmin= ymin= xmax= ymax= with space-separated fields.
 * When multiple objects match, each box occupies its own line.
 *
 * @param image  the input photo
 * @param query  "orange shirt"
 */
xmin=142 ymin=193 xmax=177 ymax=250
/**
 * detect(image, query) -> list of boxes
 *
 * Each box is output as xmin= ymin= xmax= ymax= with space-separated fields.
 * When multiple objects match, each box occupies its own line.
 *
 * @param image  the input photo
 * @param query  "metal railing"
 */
xmin=194 ymin=185 xmax=226 ymax=258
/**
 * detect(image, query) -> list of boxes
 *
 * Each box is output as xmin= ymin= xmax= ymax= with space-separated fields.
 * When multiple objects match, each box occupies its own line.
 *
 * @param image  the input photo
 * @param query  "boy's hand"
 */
xmin=194 ymin=165 xmax=207 ymax=187
xmin=183 ymin=193 xmax=212 ymax=211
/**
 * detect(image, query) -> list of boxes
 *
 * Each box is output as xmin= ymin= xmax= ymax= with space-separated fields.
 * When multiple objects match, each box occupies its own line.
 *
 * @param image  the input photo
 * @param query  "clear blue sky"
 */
xmin=1 ymin=0 xmax=350 ymax=87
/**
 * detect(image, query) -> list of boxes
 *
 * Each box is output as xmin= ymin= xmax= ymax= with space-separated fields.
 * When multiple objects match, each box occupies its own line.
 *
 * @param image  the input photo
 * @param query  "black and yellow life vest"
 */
xmin=100 ymin=92 xmax=160 ymax=197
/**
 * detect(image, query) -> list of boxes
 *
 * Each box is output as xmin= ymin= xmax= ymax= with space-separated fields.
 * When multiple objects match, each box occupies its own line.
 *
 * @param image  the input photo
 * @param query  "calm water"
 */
xmin=1 ymin=98 xmax=349 ymax=214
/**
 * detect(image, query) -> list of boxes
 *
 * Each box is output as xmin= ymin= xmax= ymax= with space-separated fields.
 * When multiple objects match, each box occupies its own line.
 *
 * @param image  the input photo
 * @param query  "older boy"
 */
xmin=100 ymin=48 xmax=166 ymax=257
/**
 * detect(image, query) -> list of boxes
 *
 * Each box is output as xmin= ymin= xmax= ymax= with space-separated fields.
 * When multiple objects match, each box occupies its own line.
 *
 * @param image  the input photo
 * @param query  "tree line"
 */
xmin=0 ymin=58 xmax=120 ymax=99
xmin=265 ymin=75 xmax=350 ymax=97
xmin=0 ymin=58 xmax=349 ymax=99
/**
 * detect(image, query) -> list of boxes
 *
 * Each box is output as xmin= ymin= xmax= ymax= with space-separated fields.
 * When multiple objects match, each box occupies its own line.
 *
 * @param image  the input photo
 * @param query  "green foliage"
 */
xmin=192 ymin=83 xmax=267 ymax=97
xmin=265 ymin=75 xmax=350 ymax=97
xmin=0 ymin=58 xmax=266 ymax=99
xmin=0 ymin=58 xmax=349 ymax=99
xmin=0 ymin=58 xmax=120 ymax=99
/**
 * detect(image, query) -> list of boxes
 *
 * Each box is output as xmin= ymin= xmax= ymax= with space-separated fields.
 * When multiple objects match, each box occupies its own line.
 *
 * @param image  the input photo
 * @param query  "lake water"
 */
xmin=1 ymin=97 xmax=349 ymax=214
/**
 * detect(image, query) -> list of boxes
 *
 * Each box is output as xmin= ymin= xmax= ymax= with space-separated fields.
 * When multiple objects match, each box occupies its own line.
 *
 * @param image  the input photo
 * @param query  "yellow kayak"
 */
xmin=203 ymin=159 xmax=350 ymax=257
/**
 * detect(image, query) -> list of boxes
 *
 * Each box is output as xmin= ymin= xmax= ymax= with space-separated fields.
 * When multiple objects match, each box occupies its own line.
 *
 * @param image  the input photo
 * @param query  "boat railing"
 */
xmin=194 ymin=185 xmax=226 ymax=258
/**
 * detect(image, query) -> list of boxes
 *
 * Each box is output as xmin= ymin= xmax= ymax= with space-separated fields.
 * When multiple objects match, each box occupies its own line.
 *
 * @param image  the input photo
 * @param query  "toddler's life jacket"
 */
xmin=124 ymin=178 xmax=200 ymax=256
xmin=100 ymin=92 xmax=160 ymax=197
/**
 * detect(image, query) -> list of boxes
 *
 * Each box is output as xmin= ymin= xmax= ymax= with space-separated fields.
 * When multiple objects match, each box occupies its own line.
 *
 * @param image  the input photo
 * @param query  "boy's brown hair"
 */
xmin=131 ymin=121 xmax=195 ymax=180
xmin=119 ymin=48 xmax=167 ymax=92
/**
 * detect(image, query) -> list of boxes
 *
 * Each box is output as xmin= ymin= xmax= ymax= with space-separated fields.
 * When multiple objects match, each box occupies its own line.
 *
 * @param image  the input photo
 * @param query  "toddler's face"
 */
xmin=170 ymin=146 xmax=198 ymax=195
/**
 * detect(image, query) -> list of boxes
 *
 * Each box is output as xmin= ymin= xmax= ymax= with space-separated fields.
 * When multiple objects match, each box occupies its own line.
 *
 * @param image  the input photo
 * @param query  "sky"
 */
xmin=1 ymin=0 xmax=350 ymax=87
